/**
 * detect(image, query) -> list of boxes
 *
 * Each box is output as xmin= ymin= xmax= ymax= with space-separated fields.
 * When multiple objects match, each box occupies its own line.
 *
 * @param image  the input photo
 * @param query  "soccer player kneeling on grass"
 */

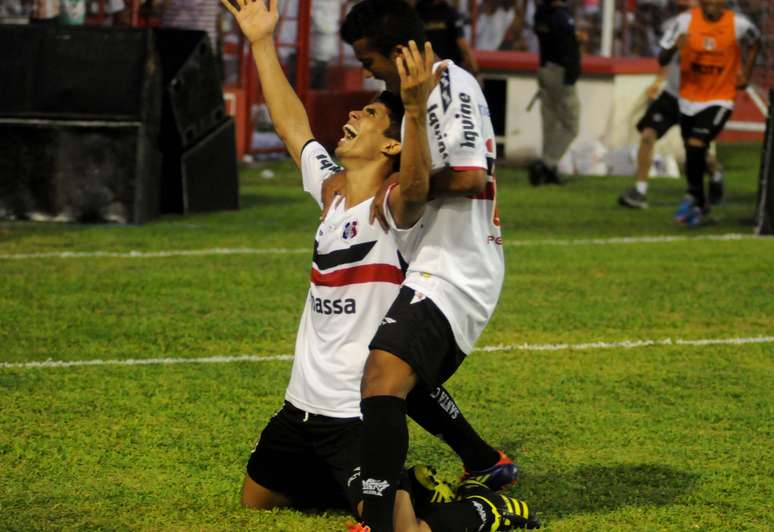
xmin=658 ymin=0 xmax=760 ymax=227
xmin=336 ymin=1 xmax=538 ymax=530
xmin=222 ymin=1 xmax=538 ymax=530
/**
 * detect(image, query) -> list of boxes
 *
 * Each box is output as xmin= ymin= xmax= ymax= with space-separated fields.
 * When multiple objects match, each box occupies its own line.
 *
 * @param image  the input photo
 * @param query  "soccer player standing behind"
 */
xmin=660 ymin=0 xmax=760 ymax=226
xmin=339 ymin=2 xmax=532 ymax=531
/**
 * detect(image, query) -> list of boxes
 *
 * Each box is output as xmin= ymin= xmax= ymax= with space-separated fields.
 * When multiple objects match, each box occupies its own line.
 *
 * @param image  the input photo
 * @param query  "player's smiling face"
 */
xmin=352 ymin=38 xmax=401 ymax=93
xmin=335 ymin=102 xmax=400 ymax=163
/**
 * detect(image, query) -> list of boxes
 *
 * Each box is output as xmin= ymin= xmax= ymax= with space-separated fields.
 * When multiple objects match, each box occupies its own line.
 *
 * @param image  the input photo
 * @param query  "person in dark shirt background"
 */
xmin=415 ymin=0 xmax=480 ymax=79
xmin=529 ymin=0 xmax=581 ymax=186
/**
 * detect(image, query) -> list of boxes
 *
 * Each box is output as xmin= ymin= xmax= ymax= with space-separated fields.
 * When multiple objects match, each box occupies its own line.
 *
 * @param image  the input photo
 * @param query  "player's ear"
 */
xmin=381 ymin=140 xmax=401 ymax=157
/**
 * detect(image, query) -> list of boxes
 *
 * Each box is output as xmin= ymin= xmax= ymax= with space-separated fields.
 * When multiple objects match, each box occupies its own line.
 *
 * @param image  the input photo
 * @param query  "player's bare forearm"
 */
xmin=388 ymin=41 xmax=435 ymax=229
xmin=221 ymin=0 xmax=312 ymax=166
xmin=251 ymin=41 xmax=312 ymax=167
xmin=739 ymin=40 xmax=761 ymax=89
xmin=390 ymin=112 xmax=431 ymax=228
xmin=428 ymin=166 xmax=487 ymax=198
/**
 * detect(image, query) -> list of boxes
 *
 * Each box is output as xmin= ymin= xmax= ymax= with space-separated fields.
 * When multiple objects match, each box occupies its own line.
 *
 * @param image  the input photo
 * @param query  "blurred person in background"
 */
xmin=31 ymin=0 xmax=60 ymax=24
xmin=528 ymin=0 xmax=580 ymax=186
xmin=660 ymin=0 xmax=760 ymax=226
xmin=618 ymin=0 xmax=724 ymax=210
xmin=475 ymin=0 xmax=518 ymax=51
xmin=0 ymin=0 xmax=30 ymax=23
xmin=415 ymin=0 xmax=480 ymax=78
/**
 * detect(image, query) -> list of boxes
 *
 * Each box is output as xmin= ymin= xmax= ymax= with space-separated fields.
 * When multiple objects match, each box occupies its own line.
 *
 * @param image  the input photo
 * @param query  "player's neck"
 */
xmin=342 ymin=160 xmax=392 ymax=208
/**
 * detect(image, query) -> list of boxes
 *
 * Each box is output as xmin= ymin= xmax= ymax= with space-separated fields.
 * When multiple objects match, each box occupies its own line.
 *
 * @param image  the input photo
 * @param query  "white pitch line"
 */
xmin=0 ymin=233 xmax=765 ymax=261
xmin=0 ymin=247 xmax=309 ymax=260
xmin=2 ymin=335 xmax=772 ymax=370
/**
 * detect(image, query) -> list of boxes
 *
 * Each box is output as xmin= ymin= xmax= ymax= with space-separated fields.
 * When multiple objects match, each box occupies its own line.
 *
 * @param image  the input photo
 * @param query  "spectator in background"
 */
xmin=415 ymin=0 xmax=480 ymax=77
xmin=528 ymin=0 xmax=581 ymax=185
xmin=476 ymin=0 xmax=516 ymax=50
xmin=309 ymin=0 xmax=344 ymax=88
xmin=60 ymin=0 xmax=85 ymax=24
xmin=31 ymin=0 xmax=60 ymax=24
xmin=0 ymin=0 xmax=29 ymax=23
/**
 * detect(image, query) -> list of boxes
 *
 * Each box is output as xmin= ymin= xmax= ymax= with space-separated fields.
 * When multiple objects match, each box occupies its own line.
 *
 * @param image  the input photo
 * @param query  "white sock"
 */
xmin=711 ymin=170 xmax=724 ymax=183
xmin=635 ymin=181 xmax=648 ymax=195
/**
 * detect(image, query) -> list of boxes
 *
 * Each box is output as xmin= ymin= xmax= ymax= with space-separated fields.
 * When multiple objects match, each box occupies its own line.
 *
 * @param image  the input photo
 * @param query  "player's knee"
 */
xmin=241 ymin=474 xmax=288 ymax=510
xmin=361 ymin=350 xmax=416 ymax=398
xmin=640 ymin=129 xmax=657 ymax=144
xmin=687 ymin=137 xmax=706 ymax=148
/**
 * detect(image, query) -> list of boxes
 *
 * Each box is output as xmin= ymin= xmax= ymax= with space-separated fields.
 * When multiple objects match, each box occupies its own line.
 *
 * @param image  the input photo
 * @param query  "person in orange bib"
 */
xmin=658 ymin=0 xmax=760 ymax=226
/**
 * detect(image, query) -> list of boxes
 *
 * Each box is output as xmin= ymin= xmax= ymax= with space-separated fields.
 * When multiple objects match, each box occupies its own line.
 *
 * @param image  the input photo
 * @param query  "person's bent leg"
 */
xmin=685 ymin=137 xmax=708 ymax=207
xmin=406 ymin=384 xmax=499 ymax=472
xmin=636 ymin=128 xmax=658 ymax=189
xmin=360 ymin=349 xmax=418 ymax=531
xmin=241 ymin=473 xmax=291 ymax=509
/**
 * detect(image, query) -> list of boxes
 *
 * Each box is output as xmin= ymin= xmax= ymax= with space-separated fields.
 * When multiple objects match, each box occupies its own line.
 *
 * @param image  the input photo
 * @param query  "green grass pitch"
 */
xmin=1 ymin=143 xmax=772 ymax=530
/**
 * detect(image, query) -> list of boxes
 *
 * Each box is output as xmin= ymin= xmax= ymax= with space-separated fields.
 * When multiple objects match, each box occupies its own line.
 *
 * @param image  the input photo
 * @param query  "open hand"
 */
xmin=220 ymin=0 xmax=278 ymax=45
xmin=396 ymin=41 xmax=443 ymax=117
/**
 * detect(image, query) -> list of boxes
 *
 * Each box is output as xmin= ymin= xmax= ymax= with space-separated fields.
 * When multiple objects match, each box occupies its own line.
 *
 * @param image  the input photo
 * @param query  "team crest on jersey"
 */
xmin=342 ymin=219 xmax=359 ymax=240
xmin=703 ymin=36 xmax=717 ymax=51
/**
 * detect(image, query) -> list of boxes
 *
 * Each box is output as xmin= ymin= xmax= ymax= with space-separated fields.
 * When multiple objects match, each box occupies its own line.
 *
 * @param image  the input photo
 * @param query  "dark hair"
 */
xmin=375 ymin=90 xmax=404 ymax=142
xmin=340 ymin=0 xmax=426 ymax=57
xmin=375 ymin=91 xmax=404 ymax=170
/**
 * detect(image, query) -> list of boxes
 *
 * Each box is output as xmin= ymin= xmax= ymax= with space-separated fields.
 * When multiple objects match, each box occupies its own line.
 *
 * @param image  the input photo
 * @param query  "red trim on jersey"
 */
xmin=311 ymin=264 xmax=405 ymax=287
xmin=467 ymin=181 xmax=496 ymax=200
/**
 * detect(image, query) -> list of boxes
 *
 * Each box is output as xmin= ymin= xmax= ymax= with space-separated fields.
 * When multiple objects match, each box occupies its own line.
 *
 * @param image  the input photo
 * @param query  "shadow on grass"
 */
xmin=525 ymin=463 xmax=698 ymax=517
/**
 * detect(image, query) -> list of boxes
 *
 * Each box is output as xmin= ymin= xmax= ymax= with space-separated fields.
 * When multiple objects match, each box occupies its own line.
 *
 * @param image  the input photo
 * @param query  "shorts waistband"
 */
xmin=283 ymin=401 xmax=361 ymax=424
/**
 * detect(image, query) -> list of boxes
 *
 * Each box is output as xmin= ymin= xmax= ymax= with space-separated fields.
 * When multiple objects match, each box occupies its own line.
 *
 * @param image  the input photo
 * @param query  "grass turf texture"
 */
xmin=1 ymin=143 xmax=772 ymax=530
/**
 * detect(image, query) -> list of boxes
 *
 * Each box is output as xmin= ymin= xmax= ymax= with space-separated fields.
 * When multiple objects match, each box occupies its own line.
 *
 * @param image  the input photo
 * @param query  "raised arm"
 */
xmin=387 ymin=41 xmax=437 ymax=229
xmin=737 ymin=37 xmax=761 ymax=89
xmin=220 ymin=0 xmax=312 ymax=167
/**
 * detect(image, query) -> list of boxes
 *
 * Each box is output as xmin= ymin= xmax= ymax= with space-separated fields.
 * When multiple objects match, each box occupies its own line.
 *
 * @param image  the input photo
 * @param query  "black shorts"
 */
xmin=636 ymin=91 xmax=680 ymax=138
xmin=246 ymin=401 xmax=362 ymax=513
xmin=680 ymin=105 xmax=732 ymax=145
xmin=369 ymin=286 xmax=466 ymax=388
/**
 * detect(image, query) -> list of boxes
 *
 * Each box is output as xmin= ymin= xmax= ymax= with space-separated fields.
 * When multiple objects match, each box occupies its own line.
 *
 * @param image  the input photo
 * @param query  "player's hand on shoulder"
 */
xmin=220 ymin=0 xmax=278 ymax=45
xmin=370 ymin=172 xmax=400 ymax=232
xmin=320 ymin=171 xmax=347 ymax=220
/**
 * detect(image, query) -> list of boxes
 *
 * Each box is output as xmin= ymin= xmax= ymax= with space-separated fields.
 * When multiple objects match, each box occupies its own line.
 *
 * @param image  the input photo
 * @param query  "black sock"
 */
xmin=361 ymin=396 xmax=408 ymax=532
xmin=407 ymin=384 xmax=499 ymax=472
xmin=685 ymin=144 xmax=708 ymax=207
xmin=420 ymin=501 xmax=494 ymax=532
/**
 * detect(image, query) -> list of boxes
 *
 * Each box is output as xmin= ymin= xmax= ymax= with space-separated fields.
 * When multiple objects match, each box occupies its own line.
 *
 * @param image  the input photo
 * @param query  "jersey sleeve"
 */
xmin=734 ymin=13 xmax=760 ymax=45
xmin=659 ymin=12 xmax=691 ymax=49
xmin=300 ymin=140 xmax=344 ymax=209
xmin=438 ymin=69 xmax=488 ymax=170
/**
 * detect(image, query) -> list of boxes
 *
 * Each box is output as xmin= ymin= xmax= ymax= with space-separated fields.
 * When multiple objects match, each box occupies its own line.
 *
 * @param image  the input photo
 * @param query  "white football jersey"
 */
xmin=386 ymin=61 xmax=504 ymax=354
xmin=285 ymin=141 xmax=405 ymax=418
